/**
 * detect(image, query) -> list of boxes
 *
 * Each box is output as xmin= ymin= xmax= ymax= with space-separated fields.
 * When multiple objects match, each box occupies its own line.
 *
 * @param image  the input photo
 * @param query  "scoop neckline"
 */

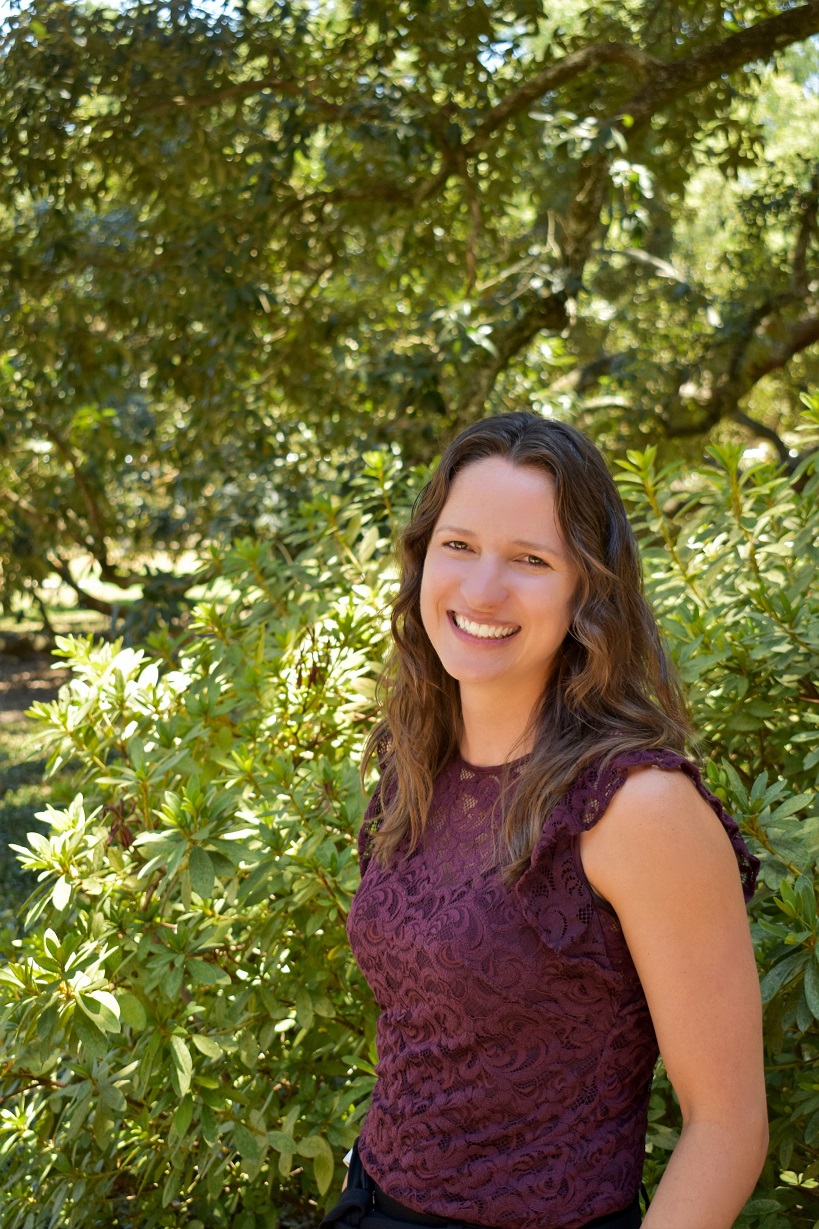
xmin=455 ymin=749 xmax=531 ymax=774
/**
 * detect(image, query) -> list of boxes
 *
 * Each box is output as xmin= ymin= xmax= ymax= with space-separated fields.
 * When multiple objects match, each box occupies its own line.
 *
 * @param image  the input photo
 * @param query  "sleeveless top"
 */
xmin=346 ymin=748 xmax=759 ymax=1229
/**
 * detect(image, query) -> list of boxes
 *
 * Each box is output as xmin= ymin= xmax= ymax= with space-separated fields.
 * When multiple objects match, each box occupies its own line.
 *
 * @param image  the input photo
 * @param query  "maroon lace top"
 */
xmin=347 ymin=748 xmax=759 ymax=1229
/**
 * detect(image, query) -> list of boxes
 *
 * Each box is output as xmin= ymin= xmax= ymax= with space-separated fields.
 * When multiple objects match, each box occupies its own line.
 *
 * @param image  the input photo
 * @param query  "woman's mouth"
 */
xmin=450 ymin=612 xmax=520 ymax=641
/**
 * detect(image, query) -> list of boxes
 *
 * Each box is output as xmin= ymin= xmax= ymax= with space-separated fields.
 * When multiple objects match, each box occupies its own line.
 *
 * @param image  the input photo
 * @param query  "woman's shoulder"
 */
xmin=582 ymin=761 xmax=727 ymax=853
xmin=577 ymin=750 xmax=759 ymax=905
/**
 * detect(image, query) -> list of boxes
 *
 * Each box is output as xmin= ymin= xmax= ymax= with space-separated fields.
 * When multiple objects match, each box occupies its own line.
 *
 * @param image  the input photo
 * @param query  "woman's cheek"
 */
xmin=419 ymin=559 xmax=436 ymax=644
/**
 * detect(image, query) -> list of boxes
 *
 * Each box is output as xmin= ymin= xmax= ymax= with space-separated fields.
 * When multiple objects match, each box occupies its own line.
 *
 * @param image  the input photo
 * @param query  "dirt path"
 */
xmin=0 ymin=651 xmax=71 ymax=724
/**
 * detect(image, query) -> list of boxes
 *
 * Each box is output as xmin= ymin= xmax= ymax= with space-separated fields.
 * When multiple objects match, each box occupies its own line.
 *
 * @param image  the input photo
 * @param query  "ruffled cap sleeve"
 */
xmin=519 ymin=747 xmax=759 ymax=905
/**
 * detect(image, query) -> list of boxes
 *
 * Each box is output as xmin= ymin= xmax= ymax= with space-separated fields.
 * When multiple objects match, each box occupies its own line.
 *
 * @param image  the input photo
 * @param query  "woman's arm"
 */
xmin=579 ymin=767 xmax=768 ymax=1229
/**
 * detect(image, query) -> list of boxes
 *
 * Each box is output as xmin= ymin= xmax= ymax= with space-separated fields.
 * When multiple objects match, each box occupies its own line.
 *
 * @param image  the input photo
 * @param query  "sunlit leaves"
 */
xmin=618 ymin=438 xmax=819 ymax=1223
xmin=2 ymin=0 xmax=818 ymax=620
xmin=0 ymin=470 xmax=397 ymax=1225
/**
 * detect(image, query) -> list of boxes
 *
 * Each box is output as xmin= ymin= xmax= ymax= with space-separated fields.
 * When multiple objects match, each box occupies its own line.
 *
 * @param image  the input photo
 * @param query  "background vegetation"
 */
xmin=2 ymin=0 xmax=819 ymax=613
xmin=0 ymin=0 xmax=818 ymax=1226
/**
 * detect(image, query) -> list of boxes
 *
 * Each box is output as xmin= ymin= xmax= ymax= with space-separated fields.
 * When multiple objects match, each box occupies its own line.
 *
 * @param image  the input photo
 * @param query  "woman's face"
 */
xmin=420 ymin=456 xmax=580 ymax=710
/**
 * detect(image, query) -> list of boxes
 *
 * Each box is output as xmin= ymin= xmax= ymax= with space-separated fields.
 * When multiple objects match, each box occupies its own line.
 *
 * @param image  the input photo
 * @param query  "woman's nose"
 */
xmin=461 ymin=558 xmax=508 ymax=608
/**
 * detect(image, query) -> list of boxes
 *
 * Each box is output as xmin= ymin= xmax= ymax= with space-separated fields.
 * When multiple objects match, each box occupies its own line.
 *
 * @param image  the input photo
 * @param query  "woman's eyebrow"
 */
xmin=434 ymin=524 xmax=473 ymax=537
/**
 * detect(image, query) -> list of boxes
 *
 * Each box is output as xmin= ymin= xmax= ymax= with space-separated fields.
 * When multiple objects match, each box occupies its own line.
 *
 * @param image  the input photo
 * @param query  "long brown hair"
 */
xmin=362 ymin=412 xmax=692 ymax=885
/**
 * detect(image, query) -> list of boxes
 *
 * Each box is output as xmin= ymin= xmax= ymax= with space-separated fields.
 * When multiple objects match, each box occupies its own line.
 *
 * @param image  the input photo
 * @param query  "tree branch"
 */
xmin=32 ymin=419 xmax=109 ymax=552
xmin=732 ymin=409 xmax=790 ymax=464
xmin=559 ymin=153 xmax=613 ymax=275
xmin=665 ymin=310 xmax=819 ymax=436
xmin=30 ymin=418 xmax=135 ymax=589
xmin=739 ymin=312 xmax=819 ymax=386
xmin=792 ymin=167 xmax=819 ymax=298
xmin=617 ymin=3 xmax=819 ymax=128
xmin=45 ymin=554 xmax=115 ymax=616
xmin=440 ymin=9 xmax=819 ymax=419
xmin=463 ymin=44 xmax=661 ymax=155
xmin=603 ymin=248 xmax=689 ymax=285
xmin=546 ymin=351 xmax=634 ymax=395
xmin=267 ymin=9 xmax=819 ymax=239
xmin=125 ymin=76 xmax=344 ymax=120
xmin=453 ymin=291 xmax=569 ymax=425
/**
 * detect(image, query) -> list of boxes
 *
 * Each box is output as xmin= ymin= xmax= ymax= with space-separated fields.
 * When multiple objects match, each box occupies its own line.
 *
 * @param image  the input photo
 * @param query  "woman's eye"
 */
xmin=443 ymin=540 xmax=470 ymax=551
xmin=523 ymin=555 xmax=548 ymax=567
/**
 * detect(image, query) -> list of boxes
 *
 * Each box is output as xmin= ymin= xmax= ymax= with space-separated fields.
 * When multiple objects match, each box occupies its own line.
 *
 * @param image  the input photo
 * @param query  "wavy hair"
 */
xmin=362 ymin=412 xmax=692 ymax=885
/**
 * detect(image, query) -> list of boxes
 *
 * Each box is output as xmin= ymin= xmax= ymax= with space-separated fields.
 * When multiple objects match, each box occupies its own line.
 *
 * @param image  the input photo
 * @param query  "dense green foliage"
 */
xmin=0 ymin=451 xmax=412 ymax=1227
xmin=1 ymin=0 xmax=819 ymax=611
xmin=0 ymin=435 xmax=817 ymax=1227
xmin=617 ymin=411 xmax=819 ymax=1225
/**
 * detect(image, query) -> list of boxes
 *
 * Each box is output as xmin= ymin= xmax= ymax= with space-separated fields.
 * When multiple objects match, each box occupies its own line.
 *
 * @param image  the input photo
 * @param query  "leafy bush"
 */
xmin=0 ymin=452 xmax=411 ymax=1228
xmin=617 ymin=424 xmax=819 ymax=1227
xmin=0 ymin=436 xmax=817 ymax=1228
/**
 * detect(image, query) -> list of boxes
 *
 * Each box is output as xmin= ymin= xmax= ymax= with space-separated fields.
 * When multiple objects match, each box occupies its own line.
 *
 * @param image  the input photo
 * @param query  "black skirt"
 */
xmin=319 ymin=1141 xmax=643 ymax=1229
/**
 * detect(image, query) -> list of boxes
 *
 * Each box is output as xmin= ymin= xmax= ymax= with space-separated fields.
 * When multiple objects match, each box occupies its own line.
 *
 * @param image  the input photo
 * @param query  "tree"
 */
xmin=1 ymin=0 xmax=819 ymax=610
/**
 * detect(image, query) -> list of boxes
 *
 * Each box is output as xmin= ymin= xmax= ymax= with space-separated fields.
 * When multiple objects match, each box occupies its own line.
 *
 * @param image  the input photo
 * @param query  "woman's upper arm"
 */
xmin=578 ymin=767 xmax=767 ymax=1131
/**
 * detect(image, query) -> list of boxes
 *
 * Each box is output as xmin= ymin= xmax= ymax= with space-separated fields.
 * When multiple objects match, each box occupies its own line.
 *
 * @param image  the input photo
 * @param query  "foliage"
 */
xmin=1 ymin=0 xmax=819 ymax=610
xmin=0 ymin=433 xmax=817 ymax=1227
xmin=0 ymin=718 xmax=54 ymax=923
xmin=0 ymin=450 xmax=413 ymax=1227
xmin=617 ymin=404 xmax=819 ymax=1227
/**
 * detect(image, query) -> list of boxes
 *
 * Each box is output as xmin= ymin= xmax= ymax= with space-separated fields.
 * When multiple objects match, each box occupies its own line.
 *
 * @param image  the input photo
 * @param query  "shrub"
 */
xmin=617 ymin=428 xmax=819 ymax=1227
xmin=0 ymin=451 xmax=412 ymax=1228
xmin=0 ymin=437 xmax=817 ymax=1228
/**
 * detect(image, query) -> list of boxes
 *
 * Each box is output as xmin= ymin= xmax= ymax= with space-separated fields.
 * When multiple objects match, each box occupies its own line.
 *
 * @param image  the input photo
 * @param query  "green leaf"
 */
xmin=127 ymin=736 xmax=146 ymax=773
xmin=805 ymin=959 xmax=819 ymax=1018
xmin=267 ymin=1130 xmax=297 ymax=1156
xmin=294 ymin=986 xmax=314 ymax=1030
xmin=76 ymin=991 xmax=120 ymax=1034
xmin=200 ymin=1103 xmax=219 ymax=1147
xmin=189 ymin=846 xmax=216 ymax=898
xmin=296 ymin=1134 xmax=325 ymax=1158
xmin=314 ymin=1144 xmax=334 ymax=1196
xmin=768 ymin=793 xmax=814 ymax=822
xmin=172 ymin=1096 xmax=194 ymax=1138
xmin=169 ymin=1035 xmax=193 ymax=1097
xmin=233 ymin=1123 xmax=262 ymax=1162
xmin=37 ymin=1001 xmax=58 ymax=1041
xmin=118 ymin=992 xmax=147 ymax=1031
xmin=188 ymin=957 xmax=230 ymax=985
xmin=52 ymin=876 xmax=71 ymax=911
xmin=43 ymin=928 xmax=61 ymax=958
xmin=88 ymin=990 xmax=121 ymax=1026
xmin=162 ymin=1167 xmax=182 ymax=1209
xmin=191 ymin=1034 xmax=224 ymax=1058
xmin=99 ymin=1083 xmax=127 ymax=1114
xmin=760 ymin=952 xmax=805 ymax=1004
xmin=805 ymin=1107 xmax=819 ymax=1146
xmin=74 ymin=1010 xmax=108 ymax=1060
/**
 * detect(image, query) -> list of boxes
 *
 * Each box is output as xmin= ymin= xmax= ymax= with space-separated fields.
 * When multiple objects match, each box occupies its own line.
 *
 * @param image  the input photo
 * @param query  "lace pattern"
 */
xmin=348 ymin=749 xmax=759 ymax=1229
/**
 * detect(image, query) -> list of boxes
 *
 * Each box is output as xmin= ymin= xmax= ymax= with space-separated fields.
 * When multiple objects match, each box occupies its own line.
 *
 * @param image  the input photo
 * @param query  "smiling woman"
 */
xmin=322 ymin=412 xmax=766 ymax=1229
xmin=420 ymin=458 xmax=578 ymax=768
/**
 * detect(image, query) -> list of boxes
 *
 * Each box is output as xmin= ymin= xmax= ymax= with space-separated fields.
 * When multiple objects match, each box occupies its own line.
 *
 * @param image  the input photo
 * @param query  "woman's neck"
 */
xmin=458 ymin=690 xmax=535 ymax=767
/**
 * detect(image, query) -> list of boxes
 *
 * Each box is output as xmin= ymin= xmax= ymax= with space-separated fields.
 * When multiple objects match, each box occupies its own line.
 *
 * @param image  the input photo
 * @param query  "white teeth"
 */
xmin=453 ymin=613 xmax=519 ymax=639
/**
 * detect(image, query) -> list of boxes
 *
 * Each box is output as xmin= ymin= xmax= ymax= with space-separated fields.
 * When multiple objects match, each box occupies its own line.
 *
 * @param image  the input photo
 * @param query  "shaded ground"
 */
xmin=0 ymin=651 xmax=71 ymax=916
xmin=0 ymin=648 xmax=70 ymax=724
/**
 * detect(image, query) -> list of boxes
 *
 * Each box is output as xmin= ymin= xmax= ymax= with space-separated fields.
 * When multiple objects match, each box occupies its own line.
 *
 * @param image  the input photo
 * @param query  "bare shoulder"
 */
xmin=579 ymin=765 xmax=742 ymax=910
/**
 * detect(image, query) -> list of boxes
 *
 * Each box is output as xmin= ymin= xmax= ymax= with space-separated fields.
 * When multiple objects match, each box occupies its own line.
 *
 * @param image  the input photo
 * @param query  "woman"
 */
xmin=323 ymin=413 xmax=767 ymax=1229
